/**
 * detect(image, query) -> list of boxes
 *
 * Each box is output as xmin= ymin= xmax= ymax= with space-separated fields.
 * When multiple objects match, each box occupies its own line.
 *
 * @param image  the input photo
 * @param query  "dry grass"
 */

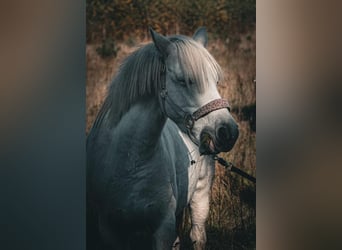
xmin=86 ymin=31 xmax=255 ymax=249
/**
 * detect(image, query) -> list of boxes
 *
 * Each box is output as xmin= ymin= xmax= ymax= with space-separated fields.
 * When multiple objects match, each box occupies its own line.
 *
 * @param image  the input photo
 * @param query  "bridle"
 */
xmin=158 ymin=65 xmax=231 ymax=146
xmin=158 ymin=68 xmax=256 ymax=184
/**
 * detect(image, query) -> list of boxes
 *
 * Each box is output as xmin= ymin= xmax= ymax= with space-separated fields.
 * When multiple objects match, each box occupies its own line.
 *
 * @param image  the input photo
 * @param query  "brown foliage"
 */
xmin=87 ymin=0 xmax=255 ymax=43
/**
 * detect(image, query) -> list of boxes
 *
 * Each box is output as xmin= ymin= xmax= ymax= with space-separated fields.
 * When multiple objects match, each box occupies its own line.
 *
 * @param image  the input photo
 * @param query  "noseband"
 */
xmin=159 ymin=70 xmax=231 ymax=146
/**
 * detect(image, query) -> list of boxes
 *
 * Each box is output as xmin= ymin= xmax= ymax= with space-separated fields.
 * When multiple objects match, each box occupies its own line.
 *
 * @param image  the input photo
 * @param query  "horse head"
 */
xmin=150 ymin=27 xmax=239 ymax=155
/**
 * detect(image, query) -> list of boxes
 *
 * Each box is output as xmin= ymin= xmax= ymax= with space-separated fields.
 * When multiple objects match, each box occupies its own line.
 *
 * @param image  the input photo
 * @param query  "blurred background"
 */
xmin=86 ymin=0 xmax=256 ymax=249
xmin=1 ymin=1 xmax=342 ymax=250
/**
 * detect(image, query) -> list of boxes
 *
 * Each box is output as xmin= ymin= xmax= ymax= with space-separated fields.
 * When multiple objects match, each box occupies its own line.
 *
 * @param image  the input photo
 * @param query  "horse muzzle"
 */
xmin=199 ymin=122 xmax=239 ymax=155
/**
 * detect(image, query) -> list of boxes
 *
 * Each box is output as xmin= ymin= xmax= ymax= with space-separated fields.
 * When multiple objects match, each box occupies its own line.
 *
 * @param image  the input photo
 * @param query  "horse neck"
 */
xmin=115 ymin=96 xmax=166 ymax=156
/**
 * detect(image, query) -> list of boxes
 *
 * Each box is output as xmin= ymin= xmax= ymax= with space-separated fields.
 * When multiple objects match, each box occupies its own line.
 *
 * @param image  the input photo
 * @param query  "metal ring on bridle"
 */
xmin=184 ymin=113 xmax=195 ymax=130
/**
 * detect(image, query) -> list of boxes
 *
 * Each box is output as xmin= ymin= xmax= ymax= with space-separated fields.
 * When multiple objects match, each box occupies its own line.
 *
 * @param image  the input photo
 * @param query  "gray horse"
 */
xmin=87 ymin=27 xmax=239 ymax=250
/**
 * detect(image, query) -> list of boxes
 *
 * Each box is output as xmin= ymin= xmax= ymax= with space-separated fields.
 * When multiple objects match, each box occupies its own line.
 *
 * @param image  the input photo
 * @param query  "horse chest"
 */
xmin=104 ymin=158 xmax=175 ymax=230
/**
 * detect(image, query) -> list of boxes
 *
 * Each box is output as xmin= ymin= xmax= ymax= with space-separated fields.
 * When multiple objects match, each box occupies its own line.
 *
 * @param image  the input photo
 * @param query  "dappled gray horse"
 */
xmin=87 ymin=27 xmax=239 ymax=250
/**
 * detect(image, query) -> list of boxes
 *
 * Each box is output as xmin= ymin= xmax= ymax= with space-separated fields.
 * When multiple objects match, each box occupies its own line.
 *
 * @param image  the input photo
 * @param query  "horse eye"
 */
xmin=177 ymin=78 xmax=194 ymax=86
xmin=178 ymin=79 xmax=186 ymax=85
xmin=176 ymin=77 xmax=186 ymax=85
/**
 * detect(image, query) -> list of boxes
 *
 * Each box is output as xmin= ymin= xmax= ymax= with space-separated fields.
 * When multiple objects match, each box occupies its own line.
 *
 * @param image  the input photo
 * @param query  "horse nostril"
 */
xmin=214 ymin=123 xmax=239 ymax=152
xmin=217 ymin=126 xmax=230 ymax=141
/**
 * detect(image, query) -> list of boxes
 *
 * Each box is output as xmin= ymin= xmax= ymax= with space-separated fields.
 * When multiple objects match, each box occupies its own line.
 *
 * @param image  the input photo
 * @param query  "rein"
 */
xmin=213 ymin=155 xmax=256 ymax=184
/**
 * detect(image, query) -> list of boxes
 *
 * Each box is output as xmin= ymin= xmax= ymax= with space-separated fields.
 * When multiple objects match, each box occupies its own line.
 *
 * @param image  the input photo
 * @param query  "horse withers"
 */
xmin=87 ymin=27 xmax=239 ymax=250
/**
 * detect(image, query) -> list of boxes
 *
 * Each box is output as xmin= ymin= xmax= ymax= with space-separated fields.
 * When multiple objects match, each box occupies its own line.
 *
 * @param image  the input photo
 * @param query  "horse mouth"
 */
xmin=199 ymin=132 xmax=219 ymax=155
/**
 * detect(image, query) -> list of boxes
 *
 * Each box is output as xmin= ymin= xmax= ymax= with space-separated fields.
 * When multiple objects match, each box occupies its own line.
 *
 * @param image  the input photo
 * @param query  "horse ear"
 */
xmin=193 ymin=27 xmax=208 ymax=47
xmin=149 ymin=27 xmax=174 ymax=58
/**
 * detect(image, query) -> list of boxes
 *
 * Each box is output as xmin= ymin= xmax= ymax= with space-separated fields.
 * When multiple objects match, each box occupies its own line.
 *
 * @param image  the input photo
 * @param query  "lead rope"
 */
xmin=213 ymin=155 xmax=256 ymax=184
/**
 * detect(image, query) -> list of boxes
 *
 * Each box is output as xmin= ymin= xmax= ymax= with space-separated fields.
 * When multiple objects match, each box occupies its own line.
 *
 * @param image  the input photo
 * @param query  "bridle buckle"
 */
xmin=184 ymin=113 xmax=195 ymax=130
